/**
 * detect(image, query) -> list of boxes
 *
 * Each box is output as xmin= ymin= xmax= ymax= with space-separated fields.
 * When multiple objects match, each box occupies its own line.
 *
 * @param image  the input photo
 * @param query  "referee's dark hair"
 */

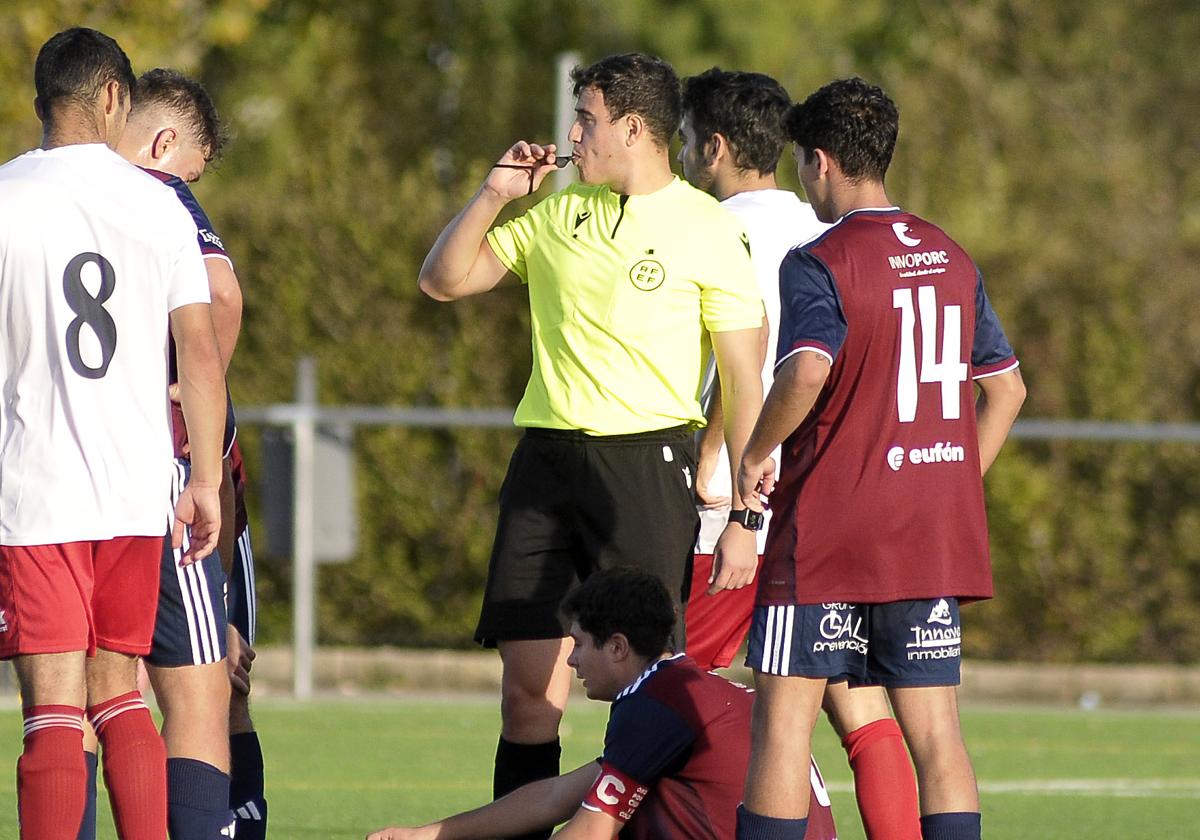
xmin=34 ymin=27 xmax=135 ymax=118
xmin=785 ymin=77 xmax=899 ymax=184
xmin=562 ymin=568 xmax=677 ymax=658
xmin=682 ymin=67 xmax=792 ymax=176
xmin=571 ymin=53 xmax=681 ymax=149
xmin=134 ymin=69 xmax=229 ymax=161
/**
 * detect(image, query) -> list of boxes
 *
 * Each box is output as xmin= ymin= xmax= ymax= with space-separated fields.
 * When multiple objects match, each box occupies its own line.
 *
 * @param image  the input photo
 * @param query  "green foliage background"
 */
xmin=2 ymin=1 xmax=1197 ymax=662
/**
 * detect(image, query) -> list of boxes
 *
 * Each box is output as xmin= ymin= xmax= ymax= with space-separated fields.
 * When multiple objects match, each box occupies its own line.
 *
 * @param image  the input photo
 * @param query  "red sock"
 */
xmin=843 ymin=718 xmax=922 ymax=840
xmin=18 ymin=705 xmax=87 ymax=840
xmin=88 ymin=691 xmax=167 ymax=840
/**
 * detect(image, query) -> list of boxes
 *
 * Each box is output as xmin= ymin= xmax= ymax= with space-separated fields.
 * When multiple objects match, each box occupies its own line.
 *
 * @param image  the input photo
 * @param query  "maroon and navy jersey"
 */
xmin=143 ymin=168 xmax=237 ymax=460
xmin=760 ymin=208 xmax=1017 ymax=606
xmin=582 ymin=655 xmax=836 ymax=840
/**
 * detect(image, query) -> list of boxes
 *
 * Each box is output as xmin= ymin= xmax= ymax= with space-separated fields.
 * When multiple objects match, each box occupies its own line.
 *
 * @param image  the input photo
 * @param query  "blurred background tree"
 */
xmin=1 ymin=0 xmax=1196 ymax=661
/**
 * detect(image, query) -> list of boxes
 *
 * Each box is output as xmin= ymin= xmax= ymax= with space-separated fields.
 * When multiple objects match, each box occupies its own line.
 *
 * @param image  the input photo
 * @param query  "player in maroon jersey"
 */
xmin=367 ymin=569 xmax=836 ymax=840
xmin=734 ymin=79 xmax=1026 ymax=840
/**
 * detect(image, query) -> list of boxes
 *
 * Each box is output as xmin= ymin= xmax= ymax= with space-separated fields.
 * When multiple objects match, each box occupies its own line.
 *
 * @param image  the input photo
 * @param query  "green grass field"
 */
xmin=0 ymin=697 xmax=1196 ymax=839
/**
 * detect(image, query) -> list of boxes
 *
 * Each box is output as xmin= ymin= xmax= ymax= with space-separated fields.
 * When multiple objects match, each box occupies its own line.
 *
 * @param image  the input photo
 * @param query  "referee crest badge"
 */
xmin=629 ymin=258 xmax=665 ymax=291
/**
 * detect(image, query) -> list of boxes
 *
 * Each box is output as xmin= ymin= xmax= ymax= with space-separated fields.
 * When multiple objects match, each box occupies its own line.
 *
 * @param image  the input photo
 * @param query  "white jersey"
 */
xmin=696 ymin=189 xmax=828 ymax=554
xmin=0 ymin=143 xmax=210 ymax=544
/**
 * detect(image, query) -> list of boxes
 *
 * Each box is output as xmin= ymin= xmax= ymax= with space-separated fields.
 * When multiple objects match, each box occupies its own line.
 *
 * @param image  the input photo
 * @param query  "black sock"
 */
xmin=166 ymin=757 xmax=234 ymax=839
xmin=735 ymin=804 xmax=809 ymax=839
xmin=229 ymin=731 xmax=268 ymax=840
xmin=921 ymin=811 xmax=982 ymax=840
xmin=75 ymin=751 xmax=97 ymax=840
xmin=493 ymin=736 xmax=561 ymax=840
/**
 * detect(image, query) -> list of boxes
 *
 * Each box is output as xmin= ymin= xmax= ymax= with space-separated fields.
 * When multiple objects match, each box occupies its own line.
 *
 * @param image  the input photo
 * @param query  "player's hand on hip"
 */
xmin=695 ymin=450 xmax=731 ymax=509
xmin=483 ymin=141 xmax=559 ymax=200
xmin=737 ymin=455 xmax=776 ymax=512
xmin=171 ymin=482 xmax=221 ymax=565
xmin=708 ymin=524 xmax=758 ymax=595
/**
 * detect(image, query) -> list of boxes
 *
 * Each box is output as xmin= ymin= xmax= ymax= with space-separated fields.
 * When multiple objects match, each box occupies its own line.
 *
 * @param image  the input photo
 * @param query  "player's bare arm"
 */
xmin=217 ymin=455 xmax=236 ymax=574
xmin=366 ymin=760 xmax=598 ymax=840
xmin=553 ymin=806 xmax=622 ymax=840
xmin=699 ymin=311 xmax=768 ymax=508
xmin=975 ymin=368 xmax=1026 ymax=475
xmin=170 ymin=301 xmax=226 ymax=562
xmin=205 ymin=257 xmax=243 ymax=371
xmin=695 ymin=382 xmax=729 ymax=507
xmin=418 ymin=141 xmax=559 ymax=301
xmin=708 ymin=324 xmax=766 ymax=593
xmin=738 ymin=350 xmax=831 ymax=512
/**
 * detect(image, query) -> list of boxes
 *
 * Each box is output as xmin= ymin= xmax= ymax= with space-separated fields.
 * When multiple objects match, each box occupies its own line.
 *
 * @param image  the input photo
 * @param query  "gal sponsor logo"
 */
xmin=813 ymin=603 xmax=868 ymax=654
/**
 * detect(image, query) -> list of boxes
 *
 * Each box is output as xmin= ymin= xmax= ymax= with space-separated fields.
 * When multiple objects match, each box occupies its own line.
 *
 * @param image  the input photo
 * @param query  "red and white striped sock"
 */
xmin=18 ymin=704 xmax=86 ymax=840
xmin=88 ymin=691 xmax=167 ymax=840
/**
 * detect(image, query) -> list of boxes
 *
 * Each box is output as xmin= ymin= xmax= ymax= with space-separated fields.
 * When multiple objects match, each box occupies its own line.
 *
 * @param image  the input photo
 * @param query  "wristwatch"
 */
xmin=728 ymin=509 xmax=764 ymax=531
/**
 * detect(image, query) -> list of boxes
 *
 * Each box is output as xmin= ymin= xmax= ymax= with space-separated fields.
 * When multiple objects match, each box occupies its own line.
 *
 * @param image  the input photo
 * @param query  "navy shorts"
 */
xmin=746 ymin=598 xmax=963 ymax=687
xmin=226 ymin=524 xmax=257 ymax=645
xmin=146 ymin=459 xmax=229 ymax=668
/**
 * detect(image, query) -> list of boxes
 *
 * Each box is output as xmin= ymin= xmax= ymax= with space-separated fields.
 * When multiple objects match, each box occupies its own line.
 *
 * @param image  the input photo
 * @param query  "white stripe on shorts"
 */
xmin=759 ymin=607 xmax=773 ymax=673
xmin=170 ymin=459 xmax=222 ymax=665
xmin=780 ymin=605 xmax=795 ymax=677
xmin=238 ymin=526 xmax=257 ymax=644
xmin=759 ymin=605 xmax=795 ymax=677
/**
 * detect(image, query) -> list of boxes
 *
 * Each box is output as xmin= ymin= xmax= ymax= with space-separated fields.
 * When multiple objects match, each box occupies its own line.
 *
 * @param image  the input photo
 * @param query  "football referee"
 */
xmin=418 ymin=53 xmax=764 ymax=838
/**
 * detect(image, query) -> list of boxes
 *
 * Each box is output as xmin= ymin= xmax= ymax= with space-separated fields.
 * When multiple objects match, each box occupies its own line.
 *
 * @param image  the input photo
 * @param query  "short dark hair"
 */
xmin=784 ymin=77 xmax=898 ymax=183
xmin=561 ymin=568 xmax=676 ymax=658
xmin=134 ymin=69 xmax=228 ymax=160
xmin=571 ymin=53 xmax=681 ymax=148
xmin=34 ymin=27 xmax=135 ymax=117
xmin=682 ymin=67 xmax=792 ymax=175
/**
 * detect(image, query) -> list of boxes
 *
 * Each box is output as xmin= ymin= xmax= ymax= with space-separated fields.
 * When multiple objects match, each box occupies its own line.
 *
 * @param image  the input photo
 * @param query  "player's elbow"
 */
xmin=417 ymin=266 xmax=462 ymax=302
xmin=784 ymin=351 xmax=831 ymax=392
xmin=210 ymin=279 xmax=243 ymax=321
xmin=986 ymin=369 xmax=1027 ymax=413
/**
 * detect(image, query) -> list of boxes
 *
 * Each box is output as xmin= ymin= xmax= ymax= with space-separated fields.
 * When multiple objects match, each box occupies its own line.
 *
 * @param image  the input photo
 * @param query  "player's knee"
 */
xmin=85 ymin=650 xmax=139 ymax=704
xmin=500 ymin=687 xmax=564 ymax=731
xmin=904 ymin=724 xmax=970 ymax=774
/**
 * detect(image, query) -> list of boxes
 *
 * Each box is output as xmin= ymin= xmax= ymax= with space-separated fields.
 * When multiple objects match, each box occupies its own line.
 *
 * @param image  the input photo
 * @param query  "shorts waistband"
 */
xmin=522 ymin=425 xmax=693 ymax=445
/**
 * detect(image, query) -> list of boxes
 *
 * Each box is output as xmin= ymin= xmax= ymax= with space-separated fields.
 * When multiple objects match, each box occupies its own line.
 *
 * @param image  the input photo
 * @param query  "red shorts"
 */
xmin=685 ymin=553 xmax=764 ymax=670
xmin=0 ymin=536 xmax=164 ymax=659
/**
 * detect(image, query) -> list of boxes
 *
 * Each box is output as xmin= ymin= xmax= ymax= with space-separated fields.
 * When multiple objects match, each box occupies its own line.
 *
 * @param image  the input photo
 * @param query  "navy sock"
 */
xmin=493 ymin=737 xmax=561 ymax=840
xmin=229 ymin=732 xmax=268 ymax=839
xmin=736 ymin=804 xmax=808 ymax=839
xmin=166 ymin=757 xmax=234 ymax=839
xmin=75 ymin=750 xmax=98 ymax=840
xmin=921 ymin=811 xmax=982 ymax=840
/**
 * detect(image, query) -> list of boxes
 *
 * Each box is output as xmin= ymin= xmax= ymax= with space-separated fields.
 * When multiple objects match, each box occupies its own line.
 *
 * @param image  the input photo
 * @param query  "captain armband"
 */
xmin=580 ymin=763 xmax=650 ymax=823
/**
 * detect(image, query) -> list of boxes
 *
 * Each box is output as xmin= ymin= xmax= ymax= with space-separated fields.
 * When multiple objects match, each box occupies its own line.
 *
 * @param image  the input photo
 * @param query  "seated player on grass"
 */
xmin=366 ymin=568 xmax=836 ymax=840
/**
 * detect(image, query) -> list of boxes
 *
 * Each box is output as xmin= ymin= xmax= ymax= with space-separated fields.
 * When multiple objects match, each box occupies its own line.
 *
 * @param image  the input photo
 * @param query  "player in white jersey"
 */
xmin=678 ymin=68 xmax=923 ymax=840
xmin=0 ymin=28 xmax=226 ymax=840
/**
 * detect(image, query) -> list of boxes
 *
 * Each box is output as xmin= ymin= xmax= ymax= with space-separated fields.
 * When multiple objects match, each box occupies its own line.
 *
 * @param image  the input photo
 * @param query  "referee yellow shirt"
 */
xmin=486 ymin=177 xmax=762 ymax=435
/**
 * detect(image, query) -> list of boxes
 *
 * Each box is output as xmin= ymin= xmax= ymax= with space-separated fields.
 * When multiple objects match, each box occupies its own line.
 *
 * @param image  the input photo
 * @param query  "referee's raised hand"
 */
xmin=484 ymin=141 xmax=560 ymax=200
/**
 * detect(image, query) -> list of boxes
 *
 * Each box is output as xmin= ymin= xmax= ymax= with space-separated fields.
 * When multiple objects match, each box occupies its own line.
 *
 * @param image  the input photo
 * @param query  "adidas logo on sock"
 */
xmin=235 ymin=801 xmax=264 ymax=821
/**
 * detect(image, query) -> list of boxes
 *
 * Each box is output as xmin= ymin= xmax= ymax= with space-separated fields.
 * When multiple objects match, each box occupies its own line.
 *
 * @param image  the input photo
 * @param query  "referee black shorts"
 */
xmin=475 ymin=426 xmax=699 ymax=649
